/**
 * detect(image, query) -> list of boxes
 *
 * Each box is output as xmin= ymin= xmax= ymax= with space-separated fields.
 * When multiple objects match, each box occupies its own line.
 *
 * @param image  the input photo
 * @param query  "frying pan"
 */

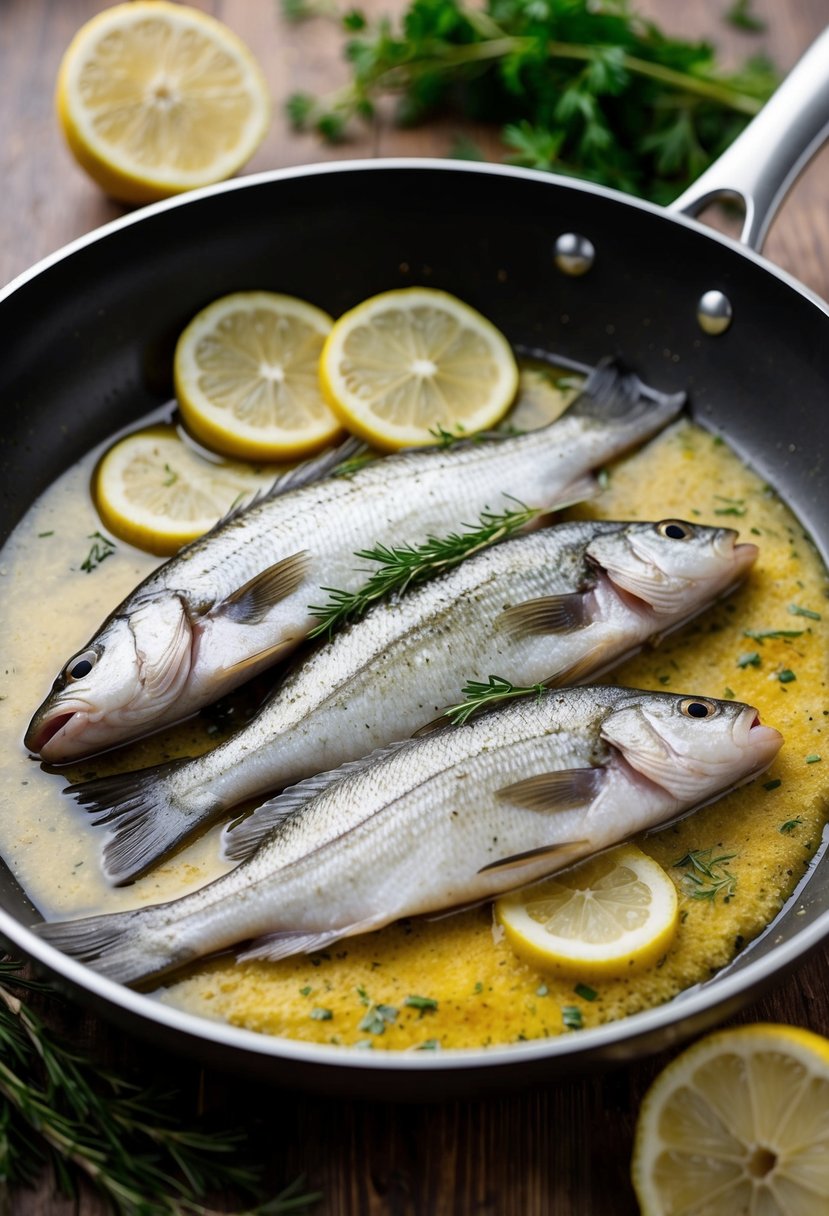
xmin=1 ymin=30 xmax=828 ymax=1100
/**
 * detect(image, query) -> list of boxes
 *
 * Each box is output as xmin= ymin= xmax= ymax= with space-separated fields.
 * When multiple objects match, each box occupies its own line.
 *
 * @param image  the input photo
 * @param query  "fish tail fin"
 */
xmin=568 ymin=357 xmax=686 ymax=430
xmin=67 ymin=761 xmax=222 ymax=887
xmin=32 ymin=905 xmax=184 ymax=986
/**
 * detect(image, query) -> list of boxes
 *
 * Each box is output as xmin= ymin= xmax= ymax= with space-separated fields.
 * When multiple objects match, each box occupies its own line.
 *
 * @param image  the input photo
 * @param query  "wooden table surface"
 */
xmin=2 ymin=0 xmax=829 ymax=1212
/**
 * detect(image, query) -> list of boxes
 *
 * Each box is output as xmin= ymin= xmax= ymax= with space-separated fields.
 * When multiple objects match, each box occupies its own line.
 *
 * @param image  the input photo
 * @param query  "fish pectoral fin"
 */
xmin=237 ymin=929 xmax=345 ymax=964
xmin=548 ymin=472 xmax=599 ymax=511
xmin=477 ymin=840 xmax=590 ymax=875
xmin=497 ymin=767 xmax=604 ymax=812
xmin=238 ymin=915 xmax=383 ymax=963
xmin=497 ymin=592 xmax=591 ymax=637
xmin=544 ymin=642 xmax=632 ymax=688
xmin=222 ymin=802 xmax=299 ymax=863
xmin=218 ymin=637 xmax=298 ymax=679
xmin=215 ymin=551 xmax=312 ymax=625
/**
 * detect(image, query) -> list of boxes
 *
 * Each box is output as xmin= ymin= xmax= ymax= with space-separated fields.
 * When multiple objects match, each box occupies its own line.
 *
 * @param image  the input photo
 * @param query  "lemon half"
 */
xmin=56 ymin=1 xmax=270 ymax=203
xmin=174 ymin=292 xmax=343 ymax=461
xmin=632 ymin=1023 xmax=829 ymax=1215
xmin=320 ymin=288 xmax=519 ymax=450
xmin=495 ymin=845 xmax=679 ymax=977
xmin=94 ymin=426 xmax=275 ymax=555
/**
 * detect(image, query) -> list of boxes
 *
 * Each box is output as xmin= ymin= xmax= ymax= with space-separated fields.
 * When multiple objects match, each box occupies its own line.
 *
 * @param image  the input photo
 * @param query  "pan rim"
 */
xmin=2 ymin=155 xmax=828 ymax=1077
xmin=3 ymin=156 xmax=829 ymax=319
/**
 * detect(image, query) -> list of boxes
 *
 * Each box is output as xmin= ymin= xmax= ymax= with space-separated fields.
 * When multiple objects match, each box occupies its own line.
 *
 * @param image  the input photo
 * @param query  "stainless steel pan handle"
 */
xmin=669 ymin=27 xmax=829 ymax=251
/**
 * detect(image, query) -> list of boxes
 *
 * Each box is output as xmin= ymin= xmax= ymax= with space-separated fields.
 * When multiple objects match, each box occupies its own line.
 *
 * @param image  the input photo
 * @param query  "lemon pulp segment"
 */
xmin=495 ymin=845 xmax=679 ymax=976
xmin=94 ymin=425 xmax=275 ymax=555
xmin=56 ymin=1 xmax=270 ymax=203
xmin=174 ymin=292 xmax=343 ymax=461
xmin=320 ymin=287 xmax=519 ymax=450
xmin=632 ymin=1023 xmax=829 ymax=1216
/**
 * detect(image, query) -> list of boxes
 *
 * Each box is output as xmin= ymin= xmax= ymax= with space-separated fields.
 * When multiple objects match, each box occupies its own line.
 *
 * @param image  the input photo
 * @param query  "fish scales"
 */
xmin=70 ymin=518 xmax=757 ymax=882
xmin=26 ymin=360 xmax=685 ymax=760
xmin=34 ymin=686 xmax=782 ymax=984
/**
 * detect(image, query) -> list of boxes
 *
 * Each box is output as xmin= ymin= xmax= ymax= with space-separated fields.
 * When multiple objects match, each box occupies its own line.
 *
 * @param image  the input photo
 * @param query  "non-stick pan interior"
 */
xmin=1 ymin=161 xmax=827 ymax=1092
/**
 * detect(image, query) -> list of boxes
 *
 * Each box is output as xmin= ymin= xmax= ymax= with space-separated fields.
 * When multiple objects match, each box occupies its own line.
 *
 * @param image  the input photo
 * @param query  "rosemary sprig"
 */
xmin=444 ymin=674 xmax=546 ymax=726
xmin=308 ymin=501 xmax=541 ymax=637
xmin=80 ymin=531 xmax=116 ymax=574
xmin=0 ymin=960 xmax=318 ymax=1214
xmin=672 ymin=849 xmax=737 ymax=903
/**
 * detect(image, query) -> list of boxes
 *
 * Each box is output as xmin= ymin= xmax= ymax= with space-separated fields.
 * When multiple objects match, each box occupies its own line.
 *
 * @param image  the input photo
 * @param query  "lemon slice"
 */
xmin=495 ymin=845 xmax=678 ymax=976
xmin=319 ymin=288 xmax=519 ymax=451
xmin=56 ymin=1 xmax=270 ymax=204
xmin=174 ymin=292 xmax=343 ymax=461
xmin=632 ymin=1023 xmax=829 ymax=1215
xmin=94 ymin=425 xmax=275 ymax=555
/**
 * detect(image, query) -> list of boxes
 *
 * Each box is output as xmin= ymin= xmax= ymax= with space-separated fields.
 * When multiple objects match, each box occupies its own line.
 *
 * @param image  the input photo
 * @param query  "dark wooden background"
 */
xmin=2 ymin=0 xmax=828 ymax=1212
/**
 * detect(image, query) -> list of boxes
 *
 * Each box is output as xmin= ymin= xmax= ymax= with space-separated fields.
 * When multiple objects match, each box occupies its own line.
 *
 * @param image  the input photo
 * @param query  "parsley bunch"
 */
xmin=285 ymin=0 xmax=776 ymax=202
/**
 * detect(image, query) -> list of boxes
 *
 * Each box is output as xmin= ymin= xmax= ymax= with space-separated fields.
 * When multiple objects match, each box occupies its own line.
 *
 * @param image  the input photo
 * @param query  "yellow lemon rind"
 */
xmin=631 ymin=1022 xmax=829 ymax=1216
xmin=55 ymin=1 xmax=270 ymax=204
xmin=174 ymin=292 xmax=343 ymax=462
xmin=495 ymin=845 xmax=679 ymax=978
xmin=319 ymin=287 xmax=519 ymax=452
xmin=93 ymin=425 xmax=266 ymax=556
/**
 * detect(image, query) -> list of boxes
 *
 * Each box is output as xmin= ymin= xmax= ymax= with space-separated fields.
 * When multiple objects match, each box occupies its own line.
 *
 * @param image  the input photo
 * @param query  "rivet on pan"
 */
xmin=553 ymin=233 xmax=595 ymax=276
xmin=697 ymin=290 xmax=733 ymax=335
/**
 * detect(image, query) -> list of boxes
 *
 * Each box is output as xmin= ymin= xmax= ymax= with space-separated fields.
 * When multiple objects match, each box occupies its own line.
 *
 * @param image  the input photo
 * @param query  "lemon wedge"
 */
xmin=632 ymin=1023 xmax=829 ymax=1215
xmin=56 ymin=1 xmax=270 ymax=204
xmin=495 ymin=845 xmax=679 ymax=976
xmin=174 ymin=292 xmax=343 ymax=461
xmin=94 ymin=425 xmax=275 ymax=556
xmin=319 ymin=288 xmax=519 ymax=451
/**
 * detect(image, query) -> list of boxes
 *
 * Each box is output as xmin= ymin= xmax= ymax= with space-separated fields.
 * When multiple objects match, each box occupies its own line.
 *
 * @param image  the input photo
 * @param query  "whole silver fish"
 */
xmin=71 ymin=518 xmax=757 ymax=884
xmin=25 ymin=359 xmax=684 ymax=761
xmin=34 ymin=686 xmax=782 ymax=986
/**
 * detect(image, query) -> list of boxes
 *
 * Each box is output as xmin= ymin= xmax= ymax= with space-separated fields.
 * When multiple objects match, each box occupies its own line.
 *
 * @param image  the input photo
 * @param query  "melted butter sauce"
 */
xmin=0 ymin=369 xmax=827 ymax=1050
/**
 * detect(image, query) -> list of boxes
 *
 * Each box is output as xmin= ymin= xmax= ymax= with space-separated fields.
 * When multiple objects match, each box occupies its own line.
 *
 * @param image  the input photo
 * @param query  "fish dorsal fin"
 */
xmin=222 ymin=738 xmax=417 ymax=862
xmin=211 ymin=436 xmax=368 ymax=529
xmin=478 ymin=840 xmax=590 ymax=875
xmin=215 ymin=551 xmax=311 ymax=625
xmin=497 ymin=592 xmax=590 ymax=637
xmin=497 ymin=767 xmax=604 ymax=812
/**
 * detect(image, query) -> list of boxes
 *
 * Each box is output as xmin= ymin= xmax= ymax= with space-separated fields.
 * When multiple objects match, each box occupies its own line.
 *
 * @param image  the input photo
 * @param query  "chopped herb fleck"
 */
xmin=562 ymin=1006 xmax=583 ymax=1031
xmin=763 ymin=778 xmax=782 ymax=792
xmin=473 ymin=982 xmax=484 ymax=994
xmin=37 ymin=530 xmax=54 ymax=538
xmin=727 ymin=0 xmax=766 ymax=32
xmin=673 ymin=849 xmax=737 ymax=902
xmin=404 ymin=995 xmax=438 ymax=1012
xmin=737 ymin=651 xmax=761 ymax=669
xmin=806 ymin=754 xmax=821 ymax=764
xmin=535 ymin=984 xmax=549 ymax=997
xmin=658 ymin=675 xmax=671 ymax=686
xmin=80 ymin=531 xmax=116 ymax=574
xmin=723 ymin=687 xmax=735 ymax=700
xmin=356 ymin=984 xmax=371 ymax=1006
xmin=299 ymin=985 xmax=312 ymax=997
xmin=162 ymin=463 xmax=178 ymax=487
xmin=358 ymin=1003 xmax=398 ymax=1035
xmin=743 ymin=628 xmax=804 ymax=642
xmin=574 ymin=983 xmax=598 ymax=1002
xmin=414 ymin=1039 xmax=441 ymax=1051
xmin=789 ymin=603 xmax=821 ymax=620
xmin=310 ymin=1007 xmax=333 ymax=1021
xmin=780 ymin=818 xmax=803 ymax=834
xmin=777 ymin=669 xmax=797 ymax=684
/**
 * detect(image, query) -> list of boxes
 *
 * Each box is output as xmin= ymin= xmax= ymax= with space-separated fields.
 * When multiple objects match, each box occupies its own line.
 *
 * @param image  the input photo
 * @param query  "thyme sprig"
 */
xmin=283 ymin=0 xmax=777 ymax=203
xmin=0 ymin=961 xmax=318 ymax=1214
xmin=445 ymin=674 xmax=546 ymax=726
xmin=308 ymin=501 xmax=541 ymax=638
xmin=673 ymin=849 xmax=737 ymax=903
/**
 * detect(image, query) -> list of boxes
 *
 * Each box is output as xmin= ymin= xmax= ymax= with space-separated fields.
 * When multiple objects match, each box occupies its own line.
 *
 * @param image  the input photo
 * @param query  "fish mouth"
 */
xmin=738 ymin=705 xmax=783 ymax=770
xmin=24 ymin=707 xmax=86 ymax=760
xmin=732 ymin=540 xmax=760 ymax=570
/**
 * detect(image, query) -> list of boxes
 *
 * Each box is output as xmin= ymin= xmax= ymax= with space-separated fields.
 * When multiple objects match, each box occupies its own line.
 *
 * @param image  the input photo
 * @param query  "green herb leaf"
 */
xmin=444 ymin=674 xmax=547 ymax=726
xmin=80 ymin=531 xmax=116 ymax=574
xmin=310 ymin=1006 xmax=334 ymax=1020
xmin=806 ymin=754 xmax=821 ymax=764
xmin=358 ymin=1002 xmax=399 ymax=1035
xmin=673 ymin=848 xmax=737 ymax=902
xmin=726 ymin=0 xmax=766 ymax=33
xmin=780 ymin=818 xmax=803 ymax=834
xmin=777 ymin=669 xmax=797 ymax=684
xmin=737 ymin=651 xmax=761 ymax=669
xmin=743 ymin=628 xmax=804 ymax=642
xmin=574 ymin=983 xmax=598 ymax=1002
xmin=763 ymin=778 xmax=782 ymax=791
xmin=404 ymin=994 xmax=439 ymax=1011
xmin=562 ymin=1006 xmax=583 ymax=1030
xmin=789 ymin=603 xmax=822 ymax=621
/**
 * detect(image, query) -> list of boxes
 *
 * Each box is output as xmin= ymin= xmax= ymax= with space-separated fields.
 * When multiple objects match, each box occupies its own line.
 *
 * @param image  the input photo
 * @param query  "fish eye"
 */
xmin=680 ymin=697 xmax=718 ymax=720
xmin=65 ymin=651 xmax=97 ymax=682
xmin=657 ymin=520 xmax=694 ymax=541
